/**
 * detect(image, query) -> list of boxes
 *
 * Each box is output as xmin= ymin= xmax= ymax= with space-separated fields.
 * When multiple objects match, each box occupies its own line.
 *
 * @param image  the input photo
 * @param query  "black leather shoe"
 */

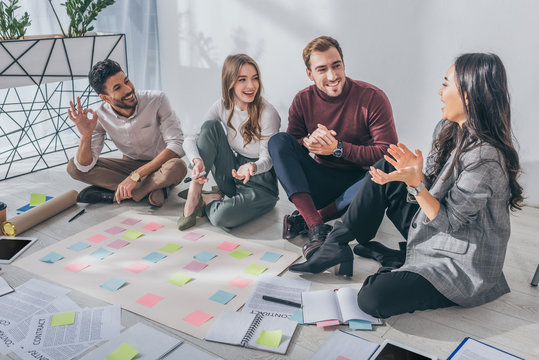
xmin=282 ymin=210 xmax=308 ymax=240
xmin=76 ymin=186 xmax=114 ymax=204
xmin=353 ymin=241 xmax=406 ymax=268
xmin=302 ymin=223 xmax=333 ymax=260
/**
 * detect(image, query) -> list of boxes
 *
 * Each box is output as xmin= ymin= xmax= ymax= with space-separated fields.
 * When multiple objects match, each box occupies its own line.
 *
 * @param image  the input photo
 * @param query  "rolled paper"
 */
xmin=1 ymin=190 xmax=78 ymax=236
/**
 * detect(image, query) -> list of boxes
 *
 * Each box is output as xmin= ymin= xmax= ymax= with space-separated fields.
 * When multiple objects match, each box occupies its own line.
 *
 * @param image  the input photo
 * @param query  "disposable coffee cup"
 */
xmin=0 ymin=202 xmax=6 ymax=233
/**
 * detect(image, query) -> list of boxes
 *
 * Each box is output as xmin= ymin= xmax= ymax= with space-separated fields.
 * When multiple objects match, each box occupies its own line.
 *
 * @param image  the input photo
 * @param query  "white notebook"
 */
xmin=302 ymin=287 xmax=382 ymax=325
xmin=205 ymin=310 xmax=298 ymax=354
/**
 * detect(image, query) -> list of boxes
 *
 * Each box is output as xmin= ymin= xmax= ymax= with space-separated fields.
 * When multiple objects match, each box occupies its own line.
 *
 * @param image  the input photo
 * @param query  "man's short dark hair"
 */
xmin=88 ymin=59 xmax=123 ymax=94
xmin=302 ymin=36 xmax=344 ymax=70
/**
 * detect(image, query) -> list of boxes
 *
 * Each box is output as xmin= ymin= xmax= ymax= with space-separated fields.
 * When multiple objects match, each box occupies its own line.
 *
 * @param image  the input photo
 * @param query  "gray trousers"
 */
xmin=67 ymin=156 xmax=187 ymax=202
xmin=198 ymin=120 xmax=279 ymax=229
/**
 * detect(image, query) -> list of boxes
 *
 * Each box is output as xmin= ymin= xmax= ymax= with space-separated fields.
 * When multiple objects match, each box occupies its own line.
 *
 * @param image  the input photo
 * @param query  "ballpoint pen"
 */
xmin=68 ymin=208 xmax=86 ymax=222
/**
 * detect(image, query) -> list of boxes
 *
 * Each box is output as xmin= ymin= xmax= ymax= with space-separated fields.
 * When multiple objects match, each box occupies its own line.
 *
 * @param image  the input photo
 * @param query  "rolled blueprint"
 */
xmin=1 ymin=190 xmax=78 ymax=236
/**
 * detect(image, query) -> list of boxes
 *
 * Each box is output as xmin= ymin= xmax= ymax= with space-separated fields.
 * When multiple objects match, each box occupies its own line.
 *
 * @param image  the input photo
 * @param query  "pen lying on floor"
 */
xmin=262 ymin=295 xmax=302 ymax=308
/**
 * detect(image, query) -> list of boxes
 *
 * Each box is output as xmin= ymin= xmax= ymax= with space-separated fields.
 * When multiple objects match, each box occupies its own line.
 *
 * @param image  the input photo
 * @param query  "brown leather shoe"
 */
xmin=302 ymin=223 xmax=333 ymax=259
xmin=282 ymin=210 xmax=308 ymax=240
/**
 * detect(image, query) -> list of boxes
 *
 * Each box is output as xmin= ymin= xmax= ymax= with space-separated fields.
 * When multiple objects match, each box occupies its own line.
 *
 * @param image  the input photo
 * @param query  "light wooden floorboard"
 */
xmin=1 ymin=160 xmax=538 ymax=359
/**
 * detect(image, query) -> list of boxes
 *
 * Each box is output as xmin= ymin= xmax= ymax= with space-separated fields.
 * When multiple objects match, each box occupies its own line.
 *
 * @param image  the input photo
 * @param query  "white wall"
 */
xmin=157 ymin=0 xmax=539 ymax=206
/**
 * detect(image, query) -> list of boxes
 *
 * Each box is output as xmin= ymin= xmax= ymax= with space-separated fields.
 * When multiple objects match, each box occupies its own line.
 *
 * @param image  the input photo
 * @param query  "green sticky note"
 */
xmin=160 ymin=243 xmax=182 ymax=253
xmin=168 ymin=272 xmax=193 ymax=287
xmin=30 ymin=193 xmax=47 ymax=206
xmin=229 ymin=248 xmax=252 ymax=260
xmin=255 ymin=329 xmax=282 ymax=348
xmin=243 ymin=264 xmax=268 ymax=276
xmin=106 ymin=342 xmax=139 ymax=360
xmin=122 ymin=230 xmax=144 ymax=241
xmin=50 ymin=312 xmax=76 ymax=327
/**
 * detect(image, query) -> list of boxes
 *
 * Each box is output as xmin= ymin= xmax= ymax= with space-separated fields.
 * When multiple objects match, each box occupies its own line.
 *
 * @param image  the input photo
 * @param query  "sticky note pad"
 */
xmin=121 ymin=218 xmax=141 ymax=225
xmin=228 ymin=275 xmax=252 ymax=289
xmin=337 ymin=356 xmax=352 ymax=360
xmin=160 ymin=243 xmax=182 ymax=253
xmin=290 ymin=309 xmax=304 ymax=324
xmin=39 ymin=251 xmax=64 ymax=263
xmin=90 ymin=247 xmax=114 ymax=260
xmin=209 ymin=290 xmax=236 ymax=304
xmin=50 ymin=312 xmax=75 ymax=327
xmin=68 ymin=242 xmax=90 ymax=252
xmin=316 ymin=319 xmax=340 ymax=328
xmin=261 ymin=251 xmax=283 ymax=263
xmin=143 ymin=252 xmax=166 ymax=263
xmin=229 ymin=248 xmax=252 ymax=260
xmin=106 ymin=342 xmax=139 ymax=360
xmin=136 ymin=293 xmax=163 ymax=308
xmin=243 ymin=264 xmax=267 ymax=276
xmin=143 ymin=222 xmax=163 ymax=231
xmin=349 ymin=319 xmax=372 ymax=330
xmin=256 ymin=329 xmax=282 ymax=348
xmin=30 ymin=193 xmax=47 ymax=206
xmin=108 ymin=239 xmax=130 ymax=249
xmin=122 ymin=230 xmax=144 ymax=241
xmin=183 ymin=310 xmax=212 ymax=327
xmin=101 ymin=277 xmax=127 ymax=291
xmin=105 ymin=226 xmax=125 ymax=235
xmin=183 ymin=260 xmax=207 ymax=272
xmin=183 ymin=232 xmax=204 ymax=241
xmin=194 ymin=251 xmax=216 ymax=262
xmin=87 ymin=234 xmax=108 ymax=244
xmin=126 ymin=262 xmax=149 ymax=274
xmin=218 ymin=241 xmax=239 ymax=251
xmin=64 ymin=261 xmax=89 ymax=273
xmin=168 ymin=272 xmax=193 ymax=287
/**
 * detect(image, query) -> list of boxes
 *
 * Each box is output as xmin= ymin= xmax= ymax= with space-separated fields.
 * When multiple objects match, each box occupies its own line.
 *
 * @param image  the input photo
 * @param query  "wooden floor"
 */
xmin=1 ymin=159 xmax=538 ymax=359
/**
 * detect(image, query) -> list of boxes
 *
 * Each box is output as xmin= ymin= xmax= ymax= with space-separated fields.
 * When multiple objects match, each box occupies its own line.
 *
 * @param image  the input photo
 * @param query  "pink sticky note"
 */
xmin=87 ymin=234 xmax=108 ymax=244
xmin=126 ymin=262 xmax=150 ymax=274
xmin=105 ymin=226 xmax=125 ymax=235
xmin=337 ymin=356 xmax=351 ymax=360
xmin=183 ymin=260 xmax=208 ymax=272
xmin=316 ymin=319 xmax=340 ymax=328
xmin=136 ymin=293 xmax=164 ymax=308
xmin=218 ymin=241 xmax=239 ymax=251
xmin=228 ymin=275 xmax=252 ymax=289
xmin=183 ymin=232 xmax=204 ymax=241
xmin=121 ymin=218 xmax=141 ymax=225
xmin=143 ymin=222 xmax=163 ymax=231
xmin=64 ymin=261 xmax=90 ymax=273
xmin=183 ymin=310 xmax=213 ymax=327
xmin=108 ymin=239 xmax=130 ymax=249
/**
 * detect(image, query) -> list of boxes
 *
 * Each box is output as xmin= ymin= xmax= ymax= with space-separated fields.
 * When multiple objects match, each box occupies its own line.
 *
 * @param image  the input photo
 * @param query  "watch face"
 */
xmin=406 ymin=186 xmax=418 ymax=196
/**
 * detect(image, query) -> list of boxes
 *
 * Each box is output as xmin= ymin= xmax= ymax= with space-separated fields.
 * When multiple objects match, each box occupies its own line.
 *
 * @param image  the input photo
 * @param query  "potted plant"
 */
xmin=0 ymin=0 xmax=30 ymax=40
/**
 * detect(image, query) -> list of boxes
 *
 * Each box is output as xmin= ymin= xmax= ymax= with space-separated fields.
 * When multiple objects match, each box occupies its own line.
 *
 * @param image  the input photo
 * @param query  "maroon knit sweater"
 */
xmin=287 ymin=77 xmax=398 ymax=170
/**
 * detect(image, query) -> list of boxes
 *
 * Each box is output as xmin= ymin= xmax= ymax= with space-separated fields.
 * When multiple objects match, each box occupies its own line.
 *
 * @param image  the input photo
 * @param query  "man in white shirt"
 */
xmin=67 ymin=59 xmax=187 ymax=207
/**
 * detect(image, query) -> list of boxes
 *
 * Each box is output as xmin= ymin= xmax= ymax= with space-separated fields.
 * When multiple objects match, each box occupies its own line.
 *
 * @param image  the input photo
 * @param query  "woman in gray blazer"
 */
xmin=289 ymin=53 xmax=523 ymax=318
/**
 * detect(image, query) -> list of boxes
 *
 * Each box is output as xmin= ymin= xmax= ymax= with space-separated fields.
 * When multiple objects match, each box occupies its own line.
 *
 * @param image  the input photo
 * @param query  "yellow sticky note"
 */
xmin=255 ymin=329 xmax=282 ymax=348
xmin=30 ymin=193 xmax=47 ymax=206
xmin=50 ymin=312 xmax=76 ymax=327
xmin=168 ymin=272 xmax=193 ymax=287
xmin=106 ymin=342 xmax=139 ymax=360
xmin=160 ymin=243 xmax=182 ymax=253
xmin=122 ymin=230 xmax=144 ymax=241
xmin=244 ymin=264 xmax=268 ymax=276
xmin=229 ymin=248 xmax=252 ymax=260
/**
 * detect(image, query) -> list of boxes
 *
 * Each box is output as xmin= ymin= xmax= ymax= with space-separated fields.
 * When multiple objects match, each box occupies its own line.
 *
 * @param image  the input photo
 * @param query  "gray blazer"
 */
xmin=397 ymin=139 xmax=511 ymax=307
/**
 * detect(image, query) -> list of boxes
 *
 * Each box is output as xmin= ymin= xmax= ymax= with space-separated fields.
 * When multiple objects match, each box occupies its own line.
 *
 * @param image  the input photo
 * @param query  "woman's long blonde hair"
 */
xmin=222 ymin=54 xmax=264 ymax=146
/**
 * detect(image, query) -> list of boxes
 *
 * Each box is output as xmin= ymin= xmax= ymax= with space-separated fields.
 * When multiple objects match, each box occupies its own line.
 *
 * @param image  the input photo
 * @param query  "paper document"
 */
xmin=0 ymin=275 xmax=13 ymax=297
xmin=447 ymin=337 xmax=524 ymax=360
xmin=242 ymin=274 xmax=310 ymax=317
xmin=311 ymin=330 xmax=379 ymax=360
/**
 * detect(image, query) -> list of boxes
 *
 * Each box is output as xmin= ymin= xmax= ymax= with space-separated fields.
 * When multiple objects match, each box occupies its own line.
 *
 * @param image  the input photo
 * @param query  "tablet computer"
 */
xmin=371 ymin=339 xmax=437 ymax=360
xmin=0 ymin=236 xmax=38 ymax=264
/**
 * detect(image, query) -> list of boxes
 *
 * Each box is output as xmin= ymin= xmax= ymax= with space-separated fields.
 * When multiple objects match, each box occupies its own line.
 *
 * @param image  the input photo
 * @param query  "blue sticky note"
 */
xmin=290 ymin=309 xmax=304 ymax=324
xmin=17 ymin=196 xmax=53 ymax=212
xmin=68 ymin=242 xmax=90 ymax=252
xmin=143 ymin=252 xmax=167 ymax=263
xmin=349 ymin=319 xmax=372 ymax=330
xmin=100 ymin=277 xmax=127 ymax=291
xmin=39 ymin=251 xmax=64 ymax=263
xmin=90 ymin=247 xmax=114 ymax=260
xmin=194 ymin=251 xmax=217 ymax=262
xmin=209 ymin=290 xmax=236 ymax=304
xmin=260 ymin=251 xmax=283 ymax=263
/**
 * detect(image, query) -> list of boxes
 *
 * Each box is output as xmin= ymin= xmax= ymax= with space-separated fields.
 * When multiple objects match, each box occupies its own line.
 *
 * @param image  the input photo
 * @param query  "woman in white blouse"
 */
xmin=178 ymin=54 xmax=281 ymax=230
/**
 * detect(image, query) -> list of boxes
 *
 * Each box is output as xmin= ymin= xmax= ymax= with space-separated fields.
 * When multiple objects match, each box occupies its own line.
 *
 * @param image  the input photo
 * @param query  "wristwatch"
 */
xmin=129 ymin=171 xmax=141 ymax=183
xmin=332 ymin=140 xmax=343 ymax=158
xmin=406 ymin=182 xmax=425 ymax=196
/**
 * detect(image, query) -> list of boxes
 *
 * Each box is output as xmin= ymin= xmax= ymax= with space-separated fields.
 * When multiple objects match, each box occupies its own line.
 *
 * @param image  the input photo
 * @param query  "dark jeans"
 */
xmin=268 ymin=132 xmax=366 ymax=209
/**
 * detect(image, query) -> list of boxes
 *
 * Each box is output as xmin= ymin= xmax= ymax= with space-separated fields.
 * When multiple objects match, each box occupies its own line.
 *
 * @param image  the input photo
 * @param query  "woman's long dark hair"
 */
xmin=427 ymin=53 xmax=523 ymax=210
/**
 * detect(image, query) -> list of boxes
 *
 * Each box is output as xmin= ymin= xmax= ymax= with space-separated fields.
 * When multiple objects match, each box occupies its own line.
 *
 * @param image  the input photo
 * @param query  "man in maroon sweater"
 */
xmin=268 ymin=36 xmax=397 ymax=259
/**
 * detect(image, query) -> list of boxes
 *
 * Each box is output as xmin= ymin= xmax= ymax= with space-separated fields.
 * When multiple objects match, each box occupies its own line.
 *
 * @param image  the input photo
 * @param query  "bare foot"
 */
xmin=184 ymin=182 xmax=203 ymax=216
xmin=201 ymin=192 xmax=223 ymax=206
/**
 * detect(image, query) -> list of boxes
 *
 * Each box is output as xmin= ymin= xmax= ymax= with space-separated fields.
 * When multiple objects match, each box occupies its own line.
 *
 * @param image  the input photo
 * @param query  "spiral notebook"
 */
xmin=205 ymin=310 xmax=298 ymax=354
